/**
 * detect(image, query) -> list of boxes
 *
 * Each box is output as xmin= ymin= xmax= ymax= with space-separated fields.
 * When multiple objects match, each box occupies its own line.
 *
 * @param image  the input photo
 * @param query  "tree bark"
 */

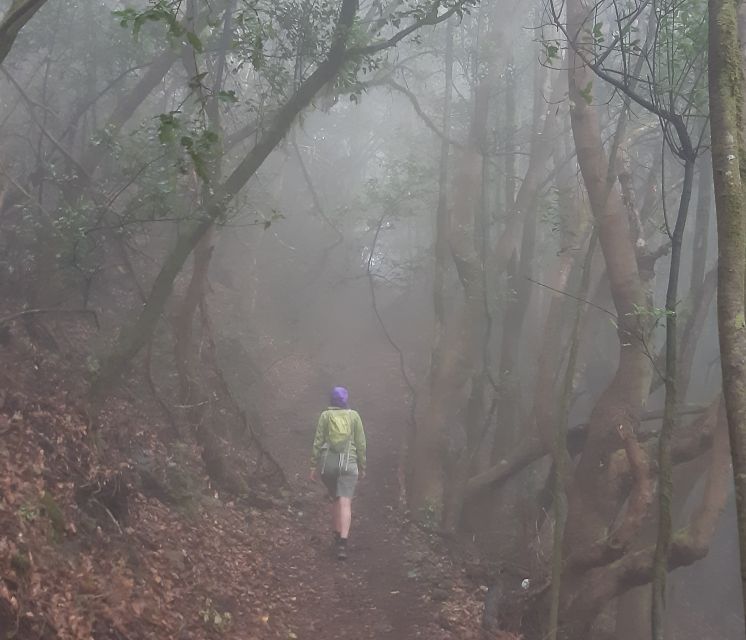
xmin=690 ymin=154 xmax=712 ymax=292
xmin=651 ymin=152 xmax=696 ymax=640
xmin=412 ymin=58 xmax=489 ymax=515
xmin=0 ymin=0 xmax=47 ymax=66
xmin=174 ymin=227 xmax=215 ymax=405
xmin=555 ymin=406 xmax=729 ymax=639
xmin=548 ymin=231 xmax=596 ymax=640
xmin=709 ymin=0 xmax=746 ymax=625
xmin=90 ymin=0 xmax=360 ymax=398
xmin=563 ymin=0 xmax=650 ymax=556
xmin=494 ymin=65 xmax=555 ymax=456
xmin=431 ymin=18 xmax=454 ymax=382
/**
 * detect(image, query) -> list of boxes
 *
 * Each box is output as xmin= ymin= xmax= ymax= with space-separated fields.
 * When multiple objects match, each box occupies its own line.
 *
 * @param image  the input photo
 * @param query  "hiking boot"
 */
xmin=336 ymin=544 xmax=348 ymax=561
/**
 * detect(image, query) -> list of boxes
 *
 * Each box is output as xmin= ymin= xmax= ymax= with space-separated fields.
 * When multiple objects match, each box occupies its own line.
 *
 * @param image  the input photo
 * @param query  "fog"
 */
xmin=0 ymin=1 xmax=741 ymax=639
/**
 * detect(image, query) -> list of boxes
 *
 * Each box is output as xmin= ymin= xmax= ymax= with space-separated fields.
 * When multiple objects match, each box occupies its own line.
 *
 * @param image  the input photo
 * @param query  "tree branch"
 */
xmin=348 ymin=3 xmax=470 ymax=57
xmin=385 ymin=78 xmax=464 ymax=147
xmin=0 ymin=0 xmax=47 ymax=65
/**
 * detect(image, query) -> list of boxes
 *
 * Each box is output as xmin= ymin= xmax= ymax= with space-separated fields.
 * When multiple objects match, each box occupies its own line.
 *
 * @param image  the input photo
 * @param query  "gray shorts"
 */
xmin=321 ymin=463 xmax=358 ymax=499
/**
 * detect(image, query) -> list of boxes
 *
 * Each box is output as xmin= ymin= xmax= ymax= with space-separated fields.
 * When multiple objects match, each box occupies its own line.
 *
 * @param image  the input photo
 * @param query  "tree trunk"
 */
xmin=412 ymin=74 xmax=489 ymax=515
xmin=708 ymin=0 xmax=746 ymax=625
xmin=690 ymin=154 xmax=712 ymax=292
xmin=651 ymin=152 xmax=696 ymax=640
xmin=548 ymin=231 xmax=596 ymax=640
xmin=412 ymin=8 xmax=498 ymax=515
xmin=0 ymin=0 xmax=47 ymax=66
xmin=174 ymin=227 xmax=215 ymax=405
xmin=494 ymin=65 xmax=554 ymax=457
xmin=563 ymin=0 xmax=650 ymax=555
xmin=431 ymin=18 xmax=454 ymax=381
xmin=90 ymin=0 xmax=360 ymax=399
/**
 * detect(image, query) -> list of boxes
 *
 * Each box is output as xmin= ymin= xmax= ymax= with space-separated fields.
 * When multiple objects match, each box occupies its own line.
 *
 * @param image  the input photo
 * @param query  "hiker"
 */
xmin=310 ymin=386 xmax=366 ymax=560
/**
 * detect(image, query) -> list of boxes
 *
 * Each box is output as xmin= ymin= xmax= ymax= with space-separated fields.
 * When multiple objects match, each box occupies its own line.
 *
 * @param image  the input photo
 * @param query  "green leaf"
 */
xmin=592 ymin=22 xmax=604 ymax=43
xmin=217 ymin=90 xmax=238 ymax=103
xmin=579 ymin=80 xmax=593 ymax=105
xmin=186 ymin=31 xmax=203 ymax=52
xmin=545 ymin=42 xmax=559 ymax=61
xmin=251 ymin=32 xmax=264 ymax=70
xmin=157 ymin=113 xmax=180 ymax=144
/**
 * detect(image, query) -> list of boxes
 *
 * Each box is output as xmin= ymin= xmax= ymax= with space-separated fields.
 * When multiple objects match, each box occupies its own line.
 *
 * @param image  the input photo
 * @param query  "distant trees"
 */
xmin=401 ymin=0 xmax=731 ymax=636
xmin=1 ymin=0 xmax=743 ymax=637
xmin=90 ymin=0 xmax=480 ymax=396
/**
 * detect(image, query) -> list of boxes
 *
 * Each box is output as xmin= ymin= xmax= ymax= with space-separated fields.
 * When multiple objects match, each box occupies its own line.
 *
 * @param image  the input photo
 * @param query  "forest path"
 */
xmin=263 ymin=401 xmax=451 ymax=639
xmin=248 ymin=357 xmax=485 ymax=640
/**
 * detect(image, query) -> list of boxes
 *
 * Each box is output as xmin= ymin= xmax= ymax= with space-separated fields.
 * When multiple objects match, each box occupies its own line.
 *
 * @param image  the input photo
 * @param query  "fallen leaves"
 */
xmin=0 ymin=360 xmax=502 ymax=640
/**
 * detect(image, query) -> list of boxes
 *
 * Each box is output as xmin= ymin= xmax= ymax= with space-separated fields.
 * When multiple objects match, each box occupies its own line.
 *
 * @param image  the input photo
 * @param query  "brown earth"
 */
xmin=0 ymin=318 xmax=514 ymax=640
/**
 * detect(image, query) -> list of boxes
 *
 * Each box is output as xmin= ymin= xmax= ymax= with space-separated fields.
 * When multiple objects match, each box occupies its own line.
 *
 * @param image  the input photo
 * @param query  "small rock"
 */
xmin=431 ymin=587 xmax=450 ymax=602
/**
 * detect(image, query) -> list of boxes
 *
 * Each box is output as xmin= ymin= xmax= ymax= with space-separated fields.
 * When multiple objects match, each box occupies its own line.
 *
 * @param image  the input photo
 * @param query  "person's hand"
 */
xmin=309 ymin=468 xmax=318 ymax=482
xmin=359 ymin=469 xmax=366 ymax=481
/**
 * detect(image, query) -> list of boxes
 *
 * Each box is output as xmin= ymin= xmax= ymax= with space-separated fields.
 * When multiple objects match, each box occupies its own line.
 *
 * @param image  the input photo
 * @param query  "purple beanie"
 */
xmin=330 ymin=386 xmax=349 ymax=408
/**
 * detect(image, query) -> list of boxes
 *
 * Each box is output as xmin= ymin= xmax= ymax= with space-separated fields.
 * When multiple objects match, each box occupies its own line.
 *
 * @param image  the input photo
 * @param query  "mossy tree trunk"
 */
xmin=708 ymin=0 xmax=746 ymax=626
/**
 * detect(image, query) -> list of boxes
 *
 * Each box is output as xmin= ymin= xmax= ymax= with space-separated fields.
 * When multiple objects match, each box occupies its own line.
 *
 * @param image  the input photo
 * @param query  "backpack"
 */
xmin=325 ymin=409 xmax=355 ymax=453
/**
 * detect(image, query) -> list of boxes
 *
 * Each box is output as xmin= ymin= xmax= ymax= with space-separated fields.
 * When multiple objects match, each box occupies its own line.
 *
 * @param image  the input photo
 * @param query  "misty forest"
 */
xmin=4 ymin=0 xmax=746 ymax=639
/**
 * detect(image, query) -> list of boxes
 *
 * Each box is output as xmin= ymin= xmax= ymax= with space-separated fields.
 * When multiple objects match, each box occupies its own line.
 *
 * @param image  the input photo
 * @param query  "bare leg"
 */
xmin=331 ymin=499 xmax=340 ymax=534
xmin=338 ymin=497 xmax=352 ymax=538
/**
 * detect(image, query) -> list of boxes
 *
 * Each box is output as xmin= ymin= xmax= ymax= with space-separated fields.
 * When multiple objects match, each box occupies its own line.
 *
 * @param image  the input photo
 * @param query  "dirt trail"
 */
xmin=266 ymin=412 xmax=442 ymax=638
xmin=256 ymin=362 xmax=484 ymax=640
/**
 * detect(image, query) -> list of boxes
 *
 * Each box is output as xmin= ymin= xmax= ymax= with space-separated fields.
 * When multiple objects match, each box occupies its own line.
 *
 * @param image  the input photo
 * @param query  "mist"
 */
xmin=0 ymin=1 xmax=743 ymax=639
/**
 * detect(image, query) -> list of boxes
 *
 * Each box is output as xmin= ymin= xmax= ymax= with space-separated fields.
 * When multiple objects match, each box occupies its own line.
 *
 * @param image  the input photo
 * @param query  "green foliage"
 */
xmin=18 ymin=502 xmax=40 ymax=522
xmin=114 ymin=2 xmax=192 ymax=45
xmin=418 ymin=498 xmax=441 ymax=530
xmin=632 ymin=303 xmax=674 ymax=336
xmin=539 ymin=187 xmax=561 ymax=235
xmin=362 ymin=154 xmax=437 ymax=217
xmin=155 ymin=112 xmax=221 ymax=182
xmin=40 ymin=492 xmax=66 ymax=540
xmin=579 ymin=80 xmax=593 ymax=105
xmin=157 ymin=112 xmax=181 ymax=145
xmin=632 ymin=303 xmax=675 ymax=320
xmin=543 ymin=40 xmax=560 ymax=63
xmin=592 ymin=22 xmax=604 ymax=45
xmin=199 ymin=598 xmax=233 ymax=632
xmin=650 ymin=0 xmax=709 ymax=114
xmin=217 ymin=90 xmax=239 ymax=103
